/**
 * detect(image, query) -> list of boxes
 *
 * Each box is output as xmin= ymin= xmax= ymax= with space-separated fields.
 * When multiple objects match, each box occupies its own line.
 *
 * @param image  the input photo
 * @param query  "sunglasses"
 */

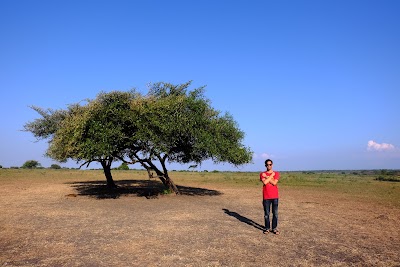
xmin=266 ymin=164 xmax=273 ymax=166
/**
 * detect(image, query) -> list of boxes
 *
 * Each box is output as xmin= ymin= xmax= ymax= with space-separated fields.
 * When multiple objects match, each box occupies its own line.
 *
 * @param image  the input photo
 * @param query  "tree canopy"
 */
xmin=21 ymin=160 xmax=41 ymax=169
xmin=24 ymin=81 xmax=253 ymax=194
xmin=50 ymin=164 xmax=62 ymax=169
xmin=116 ymin=162 xmax=130 ymax=170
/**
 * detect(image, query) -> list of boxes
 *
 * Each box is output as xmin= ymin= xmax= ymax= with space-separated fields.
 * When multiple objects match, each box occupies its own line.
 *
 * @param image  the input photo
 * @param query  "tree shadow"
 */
xmin=222 ymin=208 xmax=265 ymax=232
xmin=66 ymin=179 xmax=222 ymax=199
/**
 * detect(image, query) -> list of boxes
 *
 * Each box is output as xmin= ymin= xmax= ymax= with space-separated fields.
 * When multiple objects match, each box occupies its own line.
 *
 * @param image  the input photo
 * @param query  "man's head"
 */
xmin=265 ymin=159 xmax=273 ymax=170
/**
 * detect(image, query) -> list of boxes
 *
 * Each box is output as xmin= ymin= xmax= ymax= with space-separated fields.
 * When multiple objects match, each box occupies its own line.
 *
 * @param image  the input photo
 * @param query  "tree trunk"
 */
xmin=150 ymin=168 xmax=179 ymax=194
xmin=144 ymin=165 xmax=154 ymax=178
xmin=101 ymin=162 xmax=116 ymax=188
xmin=156 ymin=156 xmax=180 ymax=194
xmin=163 ymin=174 xmax=180 ymax=195
xmin=140 ymin=157 xmax=180 ymax=194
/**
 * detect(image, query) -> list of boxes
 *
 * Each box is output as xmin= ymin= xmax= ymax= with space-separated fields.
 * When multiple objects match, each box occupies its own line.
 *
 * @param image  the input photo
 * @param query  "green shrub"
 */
xmin=161 ymin=188 xmax=173 ymax=195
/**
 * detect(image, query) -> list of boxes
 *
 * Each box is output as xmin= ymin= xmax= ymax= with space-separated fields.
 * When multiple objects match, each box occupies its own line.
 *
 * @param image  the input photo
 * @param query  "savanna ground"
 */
xmin=0 ymin=169 xmax=399 ymax=267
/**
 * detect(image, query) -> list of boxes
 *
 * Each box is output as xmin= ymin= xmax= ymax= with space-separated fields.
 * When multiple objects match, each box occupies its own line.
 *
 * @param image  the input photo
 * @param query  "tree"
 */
xmin=24 ymin=81 xmax=252 ymax=193
xmin=188 ymin=164 xmax=198 ymax=171
xmin=116 ymin=162 xmax=129 ymax=170
xmin=50 ymin=164 xmax=61 ymax=169
xmin=117 ymin=81 xmax=253 ymax=193
xmin=25 ymin=91 xmax=137 ymax=188
xmin=22 ymin=160 xmax=41 ymax=169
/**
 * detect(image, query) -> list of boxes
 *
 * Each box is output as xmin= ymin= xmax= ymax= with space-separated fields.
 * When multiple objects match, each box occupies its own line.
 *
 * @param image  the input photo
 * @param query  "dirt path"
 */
xmin=0 ymin=179 xmax=399 ymax=266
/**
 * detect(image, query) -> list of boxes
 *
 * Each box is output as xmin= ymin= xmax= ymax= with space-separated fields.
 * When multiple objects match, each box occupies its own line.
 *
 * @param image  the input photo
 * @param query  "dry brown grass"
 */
xmin=0 ymin=169 xmax=399 ymax=266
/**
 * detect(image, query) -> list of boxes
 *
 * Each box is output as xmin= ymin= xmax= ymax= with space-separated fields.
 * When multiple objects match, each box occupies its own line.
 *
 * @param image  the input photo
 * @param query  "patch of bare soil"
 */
xmin=0 ymin=179 xmax=399 ymax=266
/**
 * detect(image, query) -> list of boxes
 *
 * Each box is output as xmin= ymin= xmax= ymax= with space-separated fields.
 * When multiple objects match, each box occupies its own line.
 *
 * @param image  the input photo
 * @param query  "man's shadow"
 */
xmin=222 ymin=208 xmax=264 ymax=231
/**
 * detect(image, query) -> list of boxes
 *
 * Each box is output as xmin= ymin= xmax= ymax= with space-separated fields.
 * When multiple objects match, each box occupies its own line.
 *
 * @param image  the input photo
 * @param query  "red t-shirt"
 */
xmin=260 ymin=171 xmax=280 ymax=199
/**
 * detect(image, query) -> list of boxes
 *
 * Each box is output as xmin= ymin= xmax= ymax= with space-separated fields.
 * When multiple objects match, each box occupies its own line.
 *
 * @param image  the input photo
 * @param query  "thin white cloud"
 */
xmin=253 ymin=153 xmax=271 ymax=159
xmin=261 ymin=153 xmax=271 ymax=159
xmin=367 ymin=140 xmax=395 ymax=151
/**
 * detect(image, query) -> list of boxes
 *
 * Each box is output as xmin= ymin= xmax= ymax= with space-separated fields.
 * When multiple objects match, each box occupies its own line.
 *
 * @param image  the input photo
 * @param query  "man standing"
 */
xmin=260 ymin=159 xmax=280 ymax=235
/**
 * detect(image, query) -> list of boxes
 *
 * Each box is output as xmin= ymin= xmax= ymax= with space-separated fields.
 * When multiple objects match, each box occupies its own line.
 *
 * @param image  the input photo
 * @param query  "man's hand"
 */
xmin=269 ymin=172 xmax=278 ymax=186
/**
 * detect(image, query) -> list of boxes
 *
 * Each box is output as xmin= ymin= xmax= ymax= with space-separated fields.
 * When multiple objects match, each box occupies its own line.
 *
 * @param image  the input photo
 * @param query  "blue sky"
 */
xmin=1 ymin=0 xmax=399 ymax=171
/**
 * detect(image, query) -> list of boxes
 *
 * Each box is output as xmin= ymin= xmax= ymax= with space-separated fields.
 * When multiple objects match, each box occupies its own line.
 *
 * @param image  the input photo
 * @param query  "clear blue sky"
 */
xmin=1 ymin=0 xmax=399 ymax=171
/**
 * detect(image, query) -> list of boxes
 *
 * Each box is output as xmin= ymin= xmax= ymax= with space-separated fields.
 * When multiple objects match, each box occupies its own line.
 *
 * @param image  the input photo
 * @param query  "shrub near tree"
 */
xmin=24 ymin=81 xmax=252 ymax=194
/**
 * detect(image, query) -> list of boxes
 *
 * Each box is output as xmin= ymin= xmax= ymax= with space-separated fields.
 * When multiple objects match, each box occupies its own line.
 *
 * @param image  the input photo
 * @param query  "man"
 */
xmin=260 ymin=159 xmax=280 ymax=235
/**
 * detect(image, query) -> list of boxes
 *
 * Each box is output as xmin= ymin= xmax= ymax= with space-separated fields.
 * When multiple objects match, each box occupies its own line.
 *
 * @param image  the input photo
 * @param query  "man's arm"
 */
xmin=261 ymin=172 xmax=275 ymax=185
xmin=269 ymin=172 xmax=279 ymax=186
xmin=269 ymin=177 xmax=278 ymax=186
xmin=261 ymin=173 xmax=270 ymax=185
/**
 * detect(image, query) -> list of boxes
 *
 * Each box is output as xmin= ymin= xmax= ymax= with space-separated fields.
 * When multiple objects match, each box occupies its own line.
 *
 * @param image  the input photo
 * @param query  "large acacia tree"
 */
xmin=24 ymin=81 xmax=253 ymax=194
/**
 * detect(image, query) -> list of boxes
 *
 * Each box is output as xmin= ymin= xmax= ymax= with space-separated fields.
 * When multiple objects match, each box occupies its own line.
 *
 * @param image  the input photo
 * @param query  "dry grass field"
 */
xmin=0 ymin=169 xmax=399 ymax=266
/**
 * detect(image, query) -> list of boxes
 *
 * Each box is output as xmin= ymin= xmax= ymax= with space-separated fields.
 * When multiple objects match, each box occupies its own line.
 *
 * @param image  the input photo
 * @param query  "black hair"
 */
xmin=265 ymin=159 xmax=273 ymax=166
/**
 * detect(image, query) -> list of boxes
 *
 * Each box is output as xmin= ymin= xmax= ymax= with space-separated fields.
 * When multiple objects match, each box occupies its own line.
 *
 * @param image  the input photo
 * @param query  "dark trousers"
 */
xmin=263 ymin=198 xmax=279 ymax=231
